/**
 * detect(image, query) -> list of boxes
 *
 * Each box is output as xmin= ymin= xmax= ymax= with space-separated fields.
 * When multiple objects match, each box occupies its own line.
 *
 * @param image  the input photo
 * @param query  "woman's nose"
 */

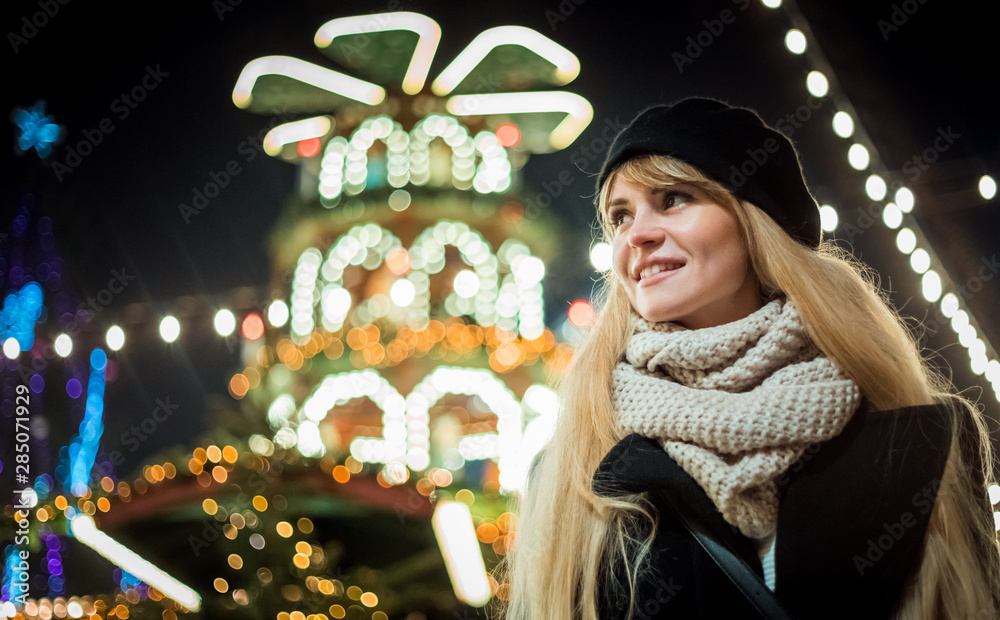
xmin=626 ymin=206 xmax=664 ymax=248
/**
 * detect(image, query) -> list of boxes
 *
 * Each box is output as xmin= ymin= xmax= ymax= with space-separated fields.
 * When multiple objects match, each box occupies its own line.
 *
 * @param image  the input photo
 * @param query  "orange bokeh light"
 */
xmin=495 ymin=123 xmax=520 ymax=147
xmin=297 ymin=137 xmax=321 ymax=158
xmin=386 ymin=248 xmax=412 ymax=275
xmin=567 ymin=300 xmax=596 ymax=328
xmin=242 ymin=313 xmax=265 ymax=340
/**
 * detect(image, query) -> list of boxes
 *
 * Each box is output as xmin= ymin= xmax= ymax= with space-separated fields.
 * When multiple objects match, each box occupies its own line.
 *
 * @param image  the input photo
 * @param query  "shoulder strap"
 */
xmin=656 ymin=490 xmax=796 ymax=620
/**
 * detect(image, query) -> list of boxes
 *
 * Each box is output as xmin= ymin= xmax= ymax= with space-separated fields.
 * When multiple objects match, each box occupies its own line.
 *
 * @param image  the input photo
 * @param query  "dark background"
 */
xmin=3 ymin=0 xmax=998 ymax=474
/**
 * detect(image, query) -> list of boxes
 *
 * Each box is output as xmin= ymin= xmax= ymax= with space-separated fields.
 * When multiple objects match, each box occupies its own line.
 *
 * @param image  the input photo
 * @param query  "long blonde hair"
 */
xmin=493 ymin=155 xmax=999 ymax=619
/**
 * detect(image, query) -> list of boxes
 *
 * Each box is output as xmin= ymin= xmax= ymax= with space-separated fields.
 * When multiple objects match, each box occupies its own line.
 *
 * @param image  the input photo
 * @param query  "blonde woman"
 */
xmin=496 ymin=99 xmax=999 ymax=619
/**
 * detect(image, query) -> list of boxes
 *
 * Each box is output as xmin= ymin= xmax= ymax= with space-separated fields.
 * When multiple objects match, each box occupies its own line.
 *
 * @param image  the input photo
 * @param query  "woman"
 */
xmin=495 ymin=98 xmax=999 ymax=619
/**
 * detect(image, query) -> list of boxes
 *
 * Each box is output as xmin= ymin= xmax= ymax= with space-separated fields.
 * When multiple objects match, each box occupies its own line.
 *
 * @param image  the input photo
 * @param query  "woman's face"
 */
xmin=607 ymin=175 xmax=762 ymax=329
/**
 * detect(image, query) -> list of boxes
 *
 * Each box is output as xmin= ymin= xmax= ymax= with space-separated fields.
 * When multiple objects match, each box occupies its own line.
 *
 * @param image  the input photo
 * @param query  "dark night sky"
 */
xmin=3 ymin=0 xmax=999 ymax=473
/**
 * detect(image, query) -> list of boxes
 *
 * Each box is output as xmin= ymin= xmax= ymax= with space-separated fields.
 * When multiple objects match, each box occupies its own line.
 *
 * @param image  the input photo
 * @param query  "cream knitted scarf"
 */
xmin=612 ymin=297 xmax=862 ymax=539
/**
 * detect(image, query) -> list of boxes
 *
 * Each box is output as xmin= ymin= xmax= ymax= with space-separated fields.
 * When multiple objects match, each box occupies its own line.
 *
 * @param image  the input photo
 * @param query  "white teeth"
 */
xmin=639 ymin=263 xmax=683 ymax=279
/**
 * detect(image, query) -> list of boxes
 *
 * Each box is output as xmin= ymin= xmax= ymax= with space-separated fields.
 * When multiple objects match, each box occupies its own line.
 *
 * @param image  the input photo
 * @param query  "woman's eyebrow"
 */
xmin=607 ymin=188 xmax=665 ymax=208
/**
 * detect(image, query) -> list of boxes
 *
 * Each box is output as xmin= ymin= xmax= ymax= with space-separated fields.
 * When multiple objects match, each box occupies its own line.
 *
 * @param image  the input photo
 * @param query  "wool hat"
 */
xmin=597 ymin=97 xmax=822 ymax=248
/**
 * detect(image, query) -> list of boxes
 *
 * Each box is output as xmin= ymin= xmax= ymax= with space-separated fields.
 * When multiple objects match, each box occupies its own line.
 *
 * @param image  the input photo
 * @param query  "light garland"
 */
xmin=316 ymin=112 xmax=513 ymax=207
xmin=267 ymin=366 xmax=559 ymax=492
xmin=767 ymin=0 xmax=999 ymax=404
xmin=763 ymin=0 xmax=1000 ymax=531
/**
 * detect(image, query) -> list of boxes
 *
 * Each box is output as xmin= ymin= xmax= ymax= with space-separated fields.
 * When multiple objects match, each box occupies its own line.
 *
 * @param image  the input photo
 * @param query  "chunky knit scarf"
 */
xmin=612 ymin=297 xmax=862 ymax=539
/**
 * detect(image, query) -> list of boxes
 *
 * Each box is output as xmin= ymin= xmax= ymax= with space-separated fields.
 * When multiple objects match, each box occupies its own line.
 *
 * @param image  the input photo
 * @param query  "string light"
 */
xmin=980 ymin=175 xmax=997 ymax=200
xmin=159 ymin=316 xmax=180 ymax=343
xmin=818 ymin=205 xmax=838 ymax=232
xmin=54 ymin=333 xmax=72 ymax=357
xmin=832 ymin=111 xmax=854 ymax=138
xmin=589 ymin=242 xmax=612 ymax=271
xmin=214 ymin=310 xmax=236 ymax=336
xmin=771 ymin=1 xmax=1000 ymax=404
xmin=784 ymin=29 xmax=806 ymax=54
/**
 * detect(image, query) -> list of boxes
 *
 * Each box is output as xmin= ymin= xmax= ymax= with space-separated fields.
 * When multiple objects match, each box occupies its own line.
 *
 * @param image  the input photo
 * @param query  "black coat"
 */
xmin=590 ymin=400 xmax=976 ymax=619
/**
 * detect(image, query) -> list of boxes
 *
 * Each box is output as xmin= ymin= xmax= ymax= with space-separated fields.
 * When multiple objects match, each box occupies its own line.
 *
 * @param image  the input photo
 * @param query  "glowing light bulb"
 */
xmin=832 ymin=112 xmax=854 ymax=138
xmin=391 ymin=280 xmax=415 ymax=307
xmin=495 ymin=123 xmax=520 ymax=147
xmin=819 ymin=205 xmax=838 ymax=232
xmin=214 ymin=310 xmax=236 ymax=336
xmin=895 ymin=228 xmax=916 ymax=254
xmin=267 ymin=300 xmax=289 ymax=327
xmin=784 ymin=29 xmax=806 ymax=54
xmin=865 ymin=175 xmax=887 ymax=200
xmin=806 ymin=71 xmax=829 ymax=97
xmin=55 ymin=333 xmax=73 ymax=357
xmin=159 ymin=317 xmax=180 ymax=343
xmin=106 ymin=326 xmax=125 ymax=351
xmin=242 ymin=314 xmax=265 ymax=340
xmin=882 ymin=203 xmax=902 ymax=229
xmin=979 ymin=175 xmax=997 ymax=200
xmin=848 ymin=144 xmax=869 ymax=170
xmin=589 ymin=242 xmax=612 ymax=271
xmin=921 ymin=270 xmax=942 ymax=301
xmin=895 ymin=187 xmax=915 ymax=212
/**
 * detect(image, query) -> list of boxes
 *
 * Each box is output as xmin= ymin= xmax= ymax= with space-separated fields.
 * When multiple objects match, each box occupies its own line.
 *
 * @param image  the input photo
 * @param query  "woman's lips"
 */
xmin=637 ymin=265 xmax=684 ymax=287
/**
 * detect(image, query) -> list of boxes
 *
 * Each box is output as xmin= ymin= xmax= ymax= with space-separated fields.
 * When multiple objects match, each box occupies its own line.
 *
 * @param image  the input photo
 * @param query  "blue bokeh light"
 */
xmin=15 ymin=102 xmax=61 ymax=159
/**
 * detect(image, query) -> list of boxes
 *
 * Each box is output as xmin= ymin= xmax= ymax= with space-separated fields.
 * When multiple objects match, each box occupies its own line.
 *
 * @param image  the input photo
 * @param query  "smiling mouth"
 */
xmin=638 ymin=263 xmax=685 ymax=281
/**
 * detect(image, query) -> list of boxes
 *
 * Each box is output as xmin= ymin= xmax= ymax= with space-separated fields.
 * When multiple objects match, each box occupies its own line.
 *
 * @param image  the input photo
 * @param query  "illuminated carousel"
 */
xmin=3 ymin=11 xmax=593 ymax=620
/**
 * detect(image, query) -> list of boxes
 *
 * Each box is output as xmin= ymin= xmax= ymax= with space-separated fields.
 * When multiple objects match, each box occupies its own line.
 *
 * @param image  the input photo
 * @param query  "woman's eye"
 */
xmin=611 ymin=211 xmax=632 ymax=228
xmin=663 ymin=191 xmax=691 ymax=209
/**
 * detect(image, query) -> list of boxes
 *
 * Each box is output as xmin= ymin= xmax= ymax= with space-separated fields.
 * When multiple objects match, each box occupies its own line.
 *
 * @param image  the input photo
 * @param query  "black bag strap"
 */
xmin=656 ymin=490 xmax=795 ymax=620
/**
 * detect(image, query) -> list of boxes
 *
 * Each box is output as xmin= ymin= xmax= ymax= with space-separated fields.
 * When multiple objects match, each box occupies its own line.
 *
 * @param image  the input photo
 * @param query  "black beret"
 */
xmin=597 ymin=97 xmax=822 ymax=248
